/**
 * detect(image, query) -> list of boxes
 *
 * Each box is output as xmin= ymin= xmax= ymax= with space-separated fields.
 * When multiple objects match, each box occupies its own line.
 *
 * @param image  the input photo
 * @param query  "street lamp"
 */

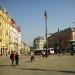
xmin=44 ymin=10 xmax=48 ymax=57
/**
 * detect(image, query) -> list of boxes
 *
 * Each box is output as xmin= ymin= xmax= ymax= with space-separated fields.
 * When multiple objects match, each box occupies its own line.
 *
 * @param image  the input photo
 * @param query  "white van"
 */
xmin=49 ymin=48 xmax=54 ymax=54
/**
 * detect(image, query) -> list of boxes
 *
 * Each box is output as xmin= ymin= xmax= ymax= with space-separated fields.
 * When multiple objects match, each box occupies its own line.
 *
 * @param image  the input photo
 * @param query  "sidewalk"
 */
xmin=0 ymin=54 xmax=75 ymax=75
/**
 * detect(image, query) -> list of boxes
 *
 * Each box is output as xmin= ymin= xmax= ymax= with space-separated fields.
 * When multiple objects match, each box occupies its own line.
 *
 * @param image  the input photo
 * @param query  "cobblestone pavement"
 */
xmin=0 ymin=54 xmax=75 ymax=75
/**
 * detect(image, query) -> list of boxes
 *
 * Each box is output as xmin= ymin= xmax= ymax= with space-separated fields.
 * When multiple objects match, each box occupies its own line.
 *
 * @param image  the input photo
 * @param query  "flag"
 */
xmin=44 ymin=10 xmax=47 ymax=20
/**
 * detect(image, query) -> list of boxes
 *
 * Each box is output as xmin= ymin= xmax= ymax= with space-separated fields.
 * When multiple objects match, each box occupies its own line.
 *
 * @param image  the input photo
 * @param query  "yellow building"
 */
xmin=0 ymin=6 xmax=21 ymax=55
xmin=20 ymin=41 xmax=30 ymax=54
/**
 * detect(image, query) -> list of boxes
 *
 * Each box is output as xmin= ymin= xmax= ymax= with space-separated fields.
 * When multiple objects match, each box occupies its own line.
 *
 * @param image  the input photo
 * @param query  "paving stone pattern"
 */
xmin=0 ymin=54 xmax=75 ymax=75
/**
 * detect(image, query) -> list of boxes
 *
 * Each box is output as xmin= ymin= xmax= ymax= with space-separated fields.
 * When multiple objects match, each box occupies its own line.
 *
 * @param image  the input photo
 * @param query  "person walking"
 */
xmin=10 ymin=51 xmax=15 ymax=66
xmin=30 ymin=51 xmax=35 ymax=62
xmin=57 ymin=47 xmax=61 ymax=56
xmin=15 ymin=52 xmax=19 ymax=66
xmin=42 ymin=51 xmax=45 ymax=58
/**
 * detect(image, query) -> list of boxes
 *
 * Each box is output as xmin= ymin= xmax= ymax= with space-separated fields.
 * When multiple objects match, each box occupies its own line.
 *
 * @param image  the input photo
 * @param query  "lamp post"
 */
xmin=58 ymin=28 xmax=59 ymax=46
xmin=44 ymin=10 xmax=48 ymax=57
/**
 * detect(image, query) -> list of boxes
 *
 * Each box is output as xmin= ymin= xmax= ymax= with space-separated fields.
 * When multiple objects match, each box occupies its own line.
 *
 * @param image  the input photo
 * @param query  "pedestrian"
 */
xmin=58 ymin=48 xmax=62 ymax=56
xmin=30 ymin=51 xmax=35 ymax=62
xmin=10 ymin=51 xmax=15 ymax=66
xmin=42 ymin=51 xmax=45 ymax=58
xmin=15 ymin=52 xmax=19 ymax=66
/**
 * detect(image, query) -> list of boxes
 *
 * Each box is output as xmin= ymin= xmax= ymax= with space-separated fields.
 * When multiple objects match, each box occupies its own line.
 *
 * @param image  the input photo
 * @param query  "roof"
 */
xmin=34 ymin=36 xmax=45 ymax=40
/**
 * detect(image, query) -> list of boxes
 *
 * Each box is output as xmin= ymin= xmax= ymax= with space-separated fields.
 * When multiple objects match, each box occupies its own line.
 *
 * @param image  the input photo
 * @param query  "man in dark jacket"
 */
xmin=15 ymin=52 xmax=19 ymax=66
xmin=10 ymin=51 xmax=15 ymax=66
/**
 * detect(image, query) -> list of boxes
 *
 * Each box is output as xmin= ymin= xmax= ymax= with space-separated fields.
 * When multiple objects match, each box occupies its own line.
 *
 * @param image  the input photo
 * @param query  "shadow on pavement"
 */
xmin=58 ymin=70 xmax=75 ymax=73
xmin=0 ymin=64 xmax=75 ymax=74
xmin=0 ymin=65 xmax=12 ymax=67
xmin=19 ymin=68 xmax=50 ymax=71
xmin=19 ymin=68 xmax=75 ymax=74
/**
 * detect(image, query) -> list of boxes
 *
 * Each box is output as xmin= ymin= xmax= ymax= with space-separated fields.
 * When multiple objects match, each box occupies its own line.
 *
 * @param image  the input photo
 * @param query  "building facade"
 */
xmin=0 ymin=7 xmax=21 ymax=55
xmin=48 ymin=27 xmax=75 ymax=53
xmin=20 ymin=41 xmax=30 ymax=54
xmin=33 ymin=36 xmax=45 ymax=50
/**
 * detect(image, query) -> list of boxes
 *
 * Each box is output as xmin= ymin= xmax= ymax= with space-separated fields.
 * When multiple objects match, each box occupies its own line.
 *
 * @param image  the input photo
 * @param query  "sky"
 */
xmin=0 ymin=0 xmax=75 ymax=46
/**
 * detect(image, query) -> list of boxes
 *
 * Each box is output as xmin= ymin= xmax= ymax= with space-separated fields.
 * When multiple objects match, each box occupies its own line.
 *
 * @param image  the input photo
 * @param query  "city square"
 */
xmin=0 ymin=54 xmax=75 ymax=75
xmin=0 ymin=0 xmax=75 ymax=75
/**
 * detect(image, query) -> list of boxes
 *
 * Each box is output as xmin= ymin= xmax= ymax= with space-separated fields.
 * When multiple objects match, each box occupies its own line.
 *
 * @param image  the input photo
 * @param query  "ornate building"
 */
xmin=0 ymin=6 xmax=21 ymax=55
xmin=33 ymin=36 xmax=45 ymax=50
